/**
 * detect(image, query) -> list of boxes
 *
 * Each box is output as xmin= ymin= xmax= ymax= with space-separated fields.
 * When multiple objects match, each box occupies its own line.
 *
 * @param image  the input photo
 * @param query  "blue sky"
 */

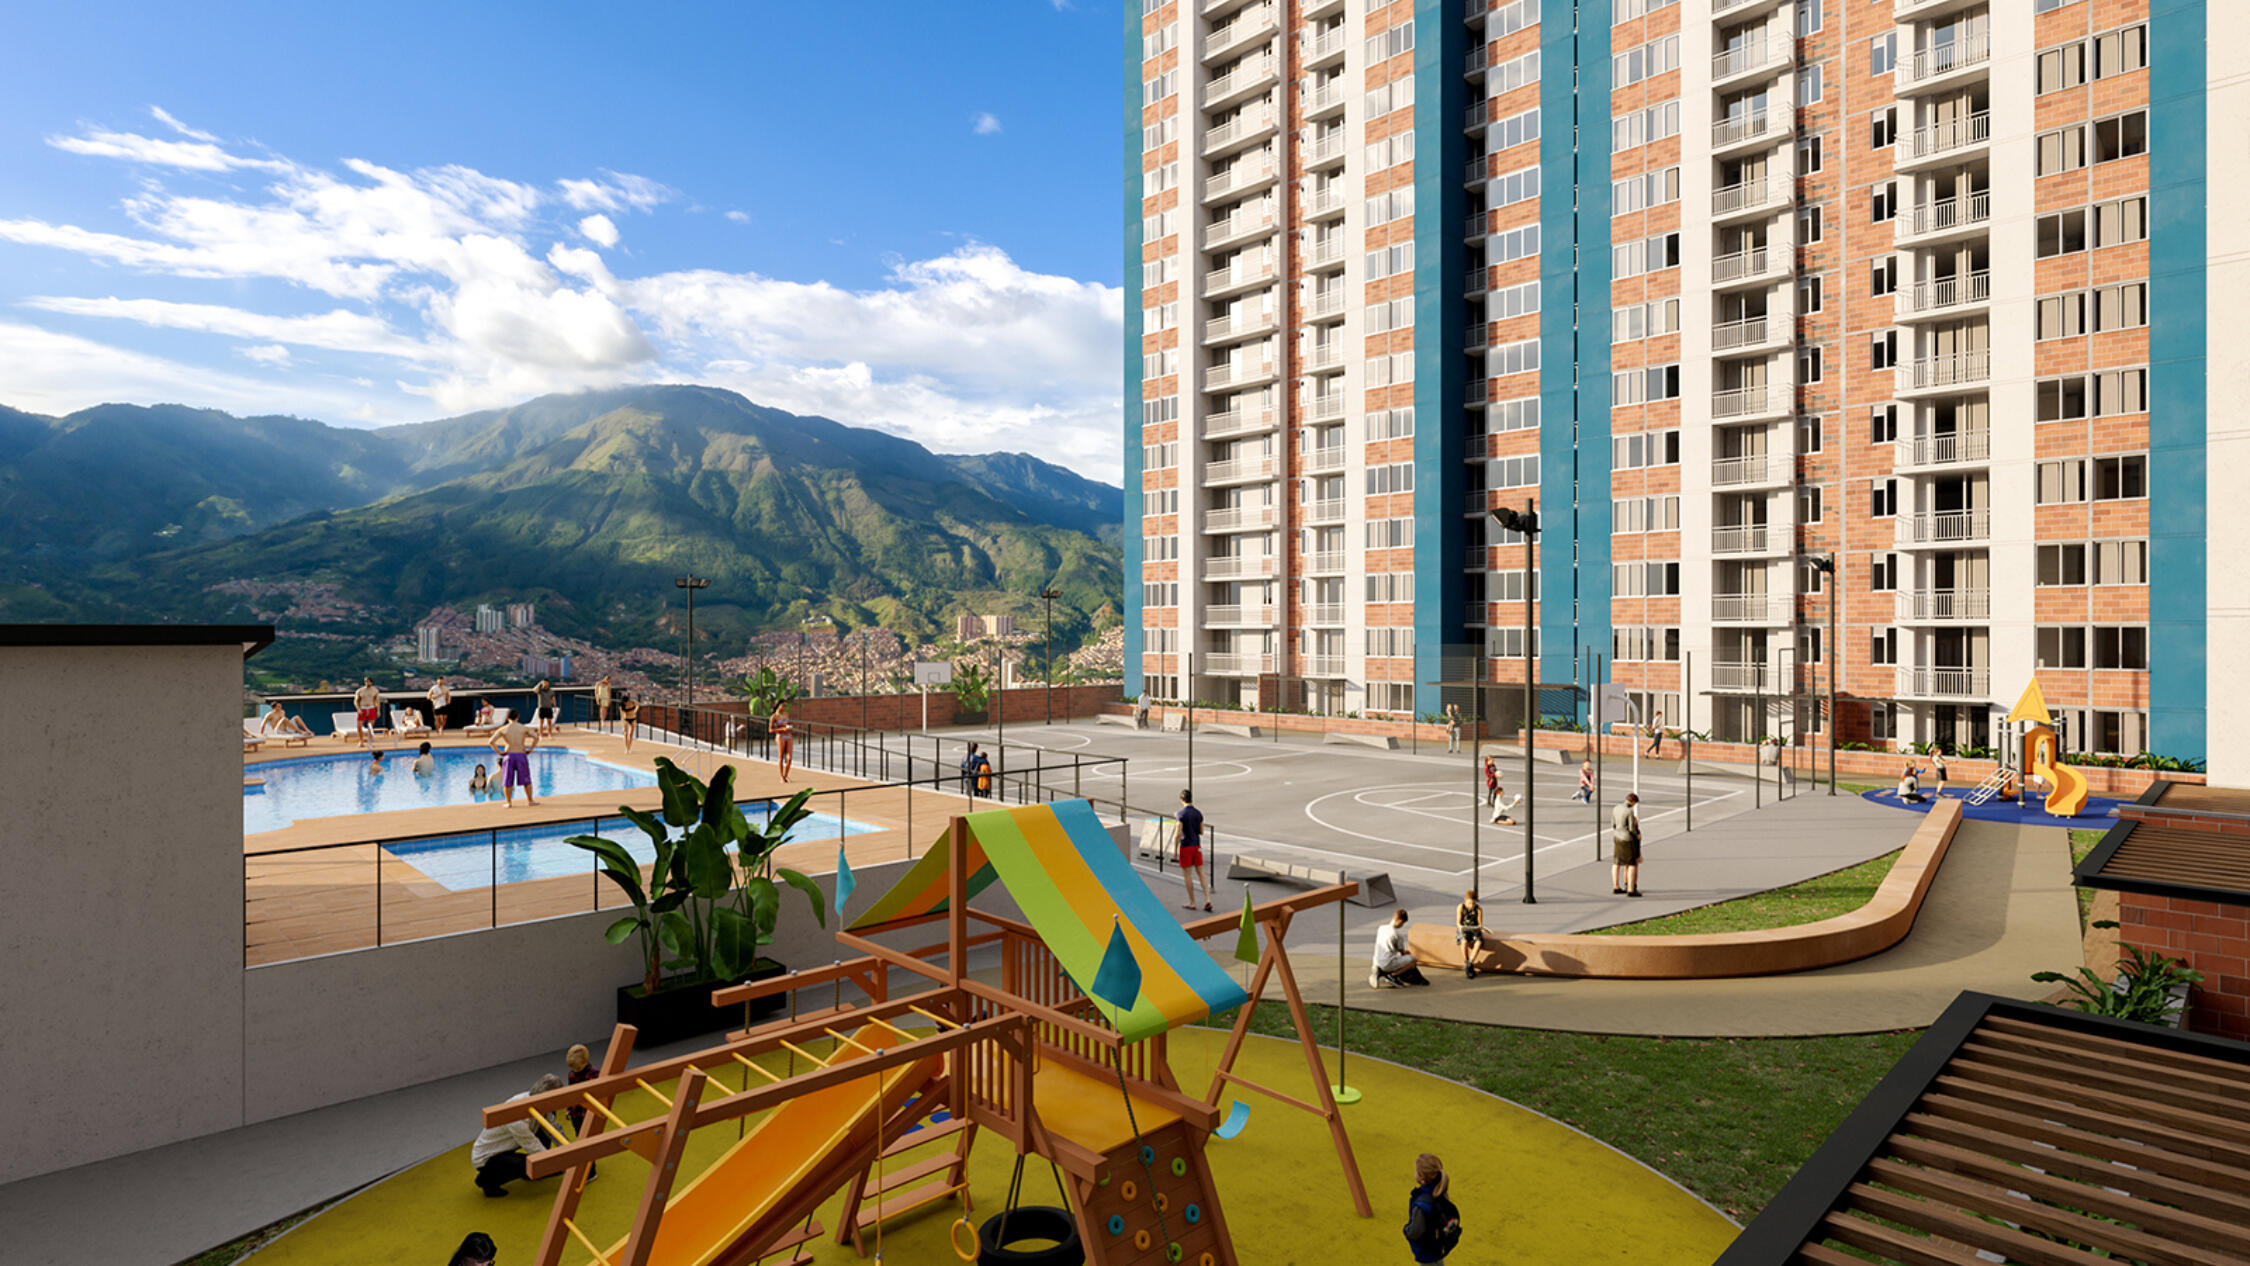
xmin=0 ymin=1 xmax=1130 ymax=478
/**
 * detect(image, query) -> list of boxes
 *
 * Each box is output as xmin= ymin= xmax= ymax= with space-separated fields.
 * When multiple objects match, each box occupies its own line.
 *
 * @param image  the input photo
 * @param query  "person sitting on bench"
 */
xmin=1370 ymin=908 xmax=1429 ymax=989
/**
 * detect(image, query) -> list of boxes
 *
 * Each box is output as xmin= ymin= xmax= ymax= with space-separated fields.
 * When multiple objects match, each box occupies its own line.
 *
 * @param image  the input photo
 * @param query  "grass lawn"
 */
xmin=1585 ymin=850 xmax=1903 ymax=937
xmin=1198 ymin=1003 xmax=1919 ymax=1222
xmin=2069 ymin=827 xmax=2107 ymax=928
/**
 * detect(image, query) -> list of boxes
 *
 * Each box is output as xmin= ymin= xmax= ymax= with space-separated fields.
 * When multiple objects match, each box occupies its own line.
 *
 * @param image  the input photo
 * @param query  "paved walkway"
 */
xmin=1289 ymin=820 xmax=2082 ymax=1036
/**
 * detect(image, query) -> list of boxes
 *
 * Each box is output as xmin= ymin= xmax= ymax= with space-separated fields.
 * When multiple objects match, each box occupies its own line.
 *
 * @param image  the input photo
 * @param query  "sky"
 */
xmin=0 ymin=1 xmax=1132 ymax=480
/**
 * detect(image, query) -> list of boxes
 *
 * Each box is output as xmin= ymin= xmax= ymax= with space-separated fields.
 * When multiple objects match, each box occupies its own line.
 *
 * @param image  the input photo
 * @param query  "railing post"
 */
xmin=375 ymin=840 xmax=383 ymax=948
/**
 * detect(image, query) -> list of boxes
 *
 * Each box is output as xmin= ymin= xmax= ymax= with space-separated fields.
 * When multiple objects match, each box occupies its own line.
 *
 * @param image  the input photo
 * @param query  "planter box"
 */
xmin=952 ymin=709 xmax=988 ymax=726
xmin=616 ymin=958 xmax=786 ymax=1046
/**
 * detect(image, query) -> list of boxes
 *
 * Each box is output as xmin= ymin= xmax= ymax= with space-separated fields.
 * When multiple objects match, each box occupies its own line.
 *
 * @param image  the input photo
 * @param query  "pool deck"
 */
xmin=242 ymin=725 xmax=1009 ymax=965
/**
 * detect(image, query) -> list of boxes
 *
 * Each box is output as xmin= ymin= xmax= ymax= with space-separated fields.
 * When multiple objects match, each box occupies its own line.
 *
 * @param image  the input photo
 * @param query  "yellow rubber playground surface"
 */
xmin=248 ymin=1029 xmax=1735 ymax=1266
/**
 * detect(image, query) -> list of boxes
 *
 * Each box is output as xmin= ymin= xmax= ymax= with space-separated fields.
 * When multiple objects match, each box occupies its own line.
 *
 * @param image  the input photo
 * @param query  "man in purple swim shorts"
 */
xmin=489 ymin=714 xmax=540 ymax=807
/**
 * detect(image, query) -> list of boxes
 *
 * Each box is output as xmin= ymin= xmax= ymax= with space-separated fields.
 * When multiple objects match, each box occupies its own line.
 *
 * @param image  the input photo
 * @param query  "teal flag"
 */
xmin=834 ymin=843 xmax=856 ymax=916
xmin=1090 ymin=920 xmax=1142 ymax=1011
xmin=1233 ymin=890 xmax=1260 ymax=965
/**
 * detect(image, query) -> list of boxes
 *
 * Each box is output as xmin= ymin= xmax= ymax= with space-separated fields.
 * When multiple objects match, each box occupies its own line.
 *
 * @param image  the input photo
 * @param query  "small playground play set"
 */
xmin=481 ymin=798 xmax=1370 ymax=1266
xmin=1861 ymin=679 xmax=2125 ymax=824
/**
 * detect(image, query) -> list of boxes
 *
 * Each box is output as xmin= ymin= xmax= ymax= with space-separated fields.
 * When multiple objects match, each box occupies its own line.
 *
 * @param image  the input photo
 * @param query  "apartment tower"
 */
xmin=1125 ymin=0 xmax=2242 ymax=772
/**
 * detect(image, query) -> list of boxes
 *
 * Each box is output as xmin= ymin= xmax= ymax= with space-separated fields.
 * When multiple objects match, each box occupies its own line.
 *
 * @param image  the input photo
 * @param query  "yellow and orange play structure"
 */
xmin=2006 ymin=679 xmax=2089 ymax=817
xmin=482 ymin=799 xmax=1370 ymax=1265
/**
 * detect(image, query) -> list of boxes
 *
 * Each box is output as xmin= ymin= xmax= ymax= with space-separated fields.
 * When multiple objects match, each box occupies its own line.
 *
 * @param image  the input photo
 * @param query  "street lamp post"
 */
xmin=1040 ymin=588 xmax=1061 ymax=725
xmin=1811 ymin=554 xmax=1839 ymax=794
xmin=674 ymin=575 xmax=709 ymax=727
xmin=1489 ymin=505 xmax=1539 ymax=904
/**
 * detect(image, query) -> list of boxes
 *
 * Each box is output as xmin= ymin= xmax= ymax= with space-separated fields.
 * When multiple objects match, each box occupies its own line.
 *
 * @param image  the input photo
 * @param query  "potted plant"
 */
xmin=2031 ymin=921 xmax=2202 ymax=1029
xmin=733 ymin=666 xmax=800 ymax=743
xmin=568 ymin=758 xmax=828 ymax=1044
xmin=950 ymin=660 xmax=991 ymax=725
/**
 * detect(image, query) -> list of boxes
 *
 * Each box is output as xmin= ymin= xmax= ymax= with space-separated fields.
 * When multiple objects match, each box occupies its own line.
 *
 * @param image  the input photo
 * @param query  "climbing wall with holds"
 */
xmin=1073 ymin=1121 xmax=1238 ymax=1266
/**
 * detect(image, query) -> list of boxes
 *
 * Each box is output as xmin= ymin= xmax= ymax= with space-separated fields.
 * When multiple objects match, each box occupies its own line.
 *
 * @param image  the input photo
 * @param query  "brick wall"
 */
xmin=648 ymin=684 xmax=1126 ymax=736
xmin=2116 ymin=891 xmax=2250 ymax=1042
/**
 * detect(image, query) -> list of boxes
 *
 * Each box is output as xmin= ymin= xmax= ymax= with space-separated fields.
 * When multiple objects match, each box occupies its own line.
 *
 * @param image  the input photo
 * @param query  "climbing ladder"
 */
xmin=1965 ymin=768 xmax=2011 ymax=806
xmin=832 ymin=1089 xmax=978 ymax=1256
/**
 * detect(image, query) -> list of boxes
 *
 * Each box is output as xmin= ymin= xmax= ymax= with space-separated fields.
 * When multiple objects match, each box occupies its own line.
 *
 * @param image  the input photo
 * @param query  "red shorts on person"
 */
xmin=357 ymin=707 xmax=379 ymax=724
xmin=1179 ymin=844 xmax=1203 ymax=869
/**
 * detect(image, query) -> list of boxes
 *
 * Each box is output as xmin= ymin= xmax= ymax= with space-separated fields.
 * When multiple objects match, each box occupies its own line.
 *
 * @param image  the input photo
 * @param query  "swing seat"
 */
xmin=1213 ymin=1101 xmax=1251 ymax=1140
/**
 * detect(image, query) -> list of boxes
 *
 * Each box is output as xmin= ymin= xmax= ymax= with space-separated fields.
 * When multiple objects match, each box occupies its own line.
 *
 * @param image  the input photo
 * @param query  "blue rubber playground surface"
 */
xmin=1858 ymin=786 xmax=2126 ymax=825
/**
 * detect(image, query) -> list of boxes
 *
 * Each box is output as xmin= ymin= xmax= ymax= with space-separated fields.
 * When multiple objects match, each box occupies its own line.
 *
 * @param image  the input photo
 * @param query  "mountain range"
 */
xmin=0 ymin=385 xmax=1123 ymax=676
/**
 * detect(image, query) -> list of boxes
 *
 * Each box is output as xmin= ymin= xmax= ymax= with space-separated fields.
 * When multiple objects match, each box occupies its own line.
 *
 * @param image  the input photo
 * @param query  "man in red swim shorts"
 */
xmin=353 ymin=677 xmax=382 ymax=746
xmin=1176 ymin=788 xmax=1210 ymax=912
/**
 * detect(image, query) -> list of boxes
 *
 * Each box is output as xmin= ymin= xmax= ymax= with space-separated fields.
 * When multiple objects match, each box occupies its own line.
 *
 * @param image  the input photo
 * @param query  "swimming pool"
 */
xmin=384 ymin=805 xmax=885 ymax=890
xmin=242 ymin=747 xmax=656 ymax=834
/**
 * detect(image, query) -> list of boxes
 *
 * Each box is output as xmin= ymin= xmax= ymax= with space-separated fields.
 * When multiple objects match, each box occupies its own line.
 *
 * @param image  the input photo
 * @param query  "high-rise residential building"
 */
xmin=1125 ymin=0 xmax=2238 ymax=770
xmin=474 ymin=604 xmax=504 ymax=634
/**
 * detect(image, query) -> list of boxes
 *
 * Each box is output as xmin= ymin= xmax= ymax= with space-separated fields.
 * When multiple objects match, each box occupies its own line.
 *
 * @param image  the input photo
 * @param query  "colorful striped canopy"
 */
xmin=849 ymin=800 xmax=1248 ymax=1042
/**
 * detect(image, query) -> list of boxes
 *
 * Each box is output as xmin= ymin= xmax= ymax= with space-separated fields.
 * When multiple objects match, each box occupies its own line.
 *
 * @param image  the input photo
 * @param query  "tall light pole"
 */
xmin=1489 ymin=505 xmax=1539 ymax=904
xmin=1040 ymin=588 xmax=1061 ymax=725
xmin=1811 ymin=553 xmax=1839 ymax=794
xmin=674 ymin=575 xmax=709 ymax=716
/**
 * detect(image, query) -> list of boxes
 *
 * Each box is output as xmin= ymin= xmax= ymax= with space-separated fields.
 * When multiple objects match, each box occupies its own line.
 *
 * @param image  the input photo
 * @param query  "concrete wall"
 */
xmin=0 ymin=644 xmax=248 ymax=1185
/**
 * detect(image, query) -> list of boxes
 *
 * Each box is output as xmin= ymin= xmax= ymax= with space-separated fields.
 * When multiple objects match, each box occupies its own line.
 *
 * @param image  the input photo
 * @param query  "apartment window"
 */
xmin=1798 ymin=485 xmax=1825 ymax=524
xmin=2095 ymin=281 xmax=2150 ymax=331
xmin=1870 ymin=182 xmax=1897 ymax=224
xmin=1611 ymin=495 xmax=1681 ymax=533
xmin=1365 ymin=351 xmax=1418 ymax=387
xmin=2036 ymin=293 xmax=2086 ymax=340
xmin=1799 ymin=205 xmax=1824 ymax=243
xmin=2094 ymin=368 xmax=2147 ymax=415
xmin=1612 ymin=561 xmax=1681 ymax=597
xmin=1487 ymin=164 xmax=1541 ymax=209
xmin=1611 ymin=0 xmax=1679 ymax=20
xmin=1486 ymin=397 xmax=1539 ymax=434
xmin=1612 ymin=364 xmax=1682 ymax=405
xmin=1871 ymin=628 xmax=1899 ymax=666
xmin=2038 ymin=42 xmax=2086 ymax=92
xmin=1870 ymin=107 xmax=1897 ymax=149
xmin=1363 ymin=19 xmax=1415 ymax=65
xmin=1364 ymin=406 xmax=1416 ymax=439
xmin=2038 ymin=459 xmax=2089 ymax=504
xmin=1870 ymin=330 xmax=1898 ymax=370
xmin=1142 ymin=348 xmax=1179 ymax=380
xmin=1141 ymin=116 xmax=1178 ymax=152
xmin=2094 ymin=25 xmax=2148 ymax=78
xmin=2036 ymin=376 xmax=2090 ymax=422
xmin=2094 ymin=454 xmax=2147 ymax=500
xmin=1870 ymin=552 xmax=1899 ymax=592
xmin=1487 ymin=0 xmax=1538 ymax=37
xmin=1364 ymin=186 xmax=1416 ymax=227
xmin=1797 ymin=65 xmax=1825 ymax=106
xmin=1363 ymin=130 xmax=1416 ymax=171
xmin=1364 ymin=296 xmax=1416 ymax=335
xmin=1796 ymin=0 xmax=1822 ymax=37
xmin=1142 ymin=70 xmax=1178 ymax=105
xmin=1612 ymin=34 xmax=1680 ymax=87
xmin=2037 ymin=208 xmax=2089 ymax=258
xmin=1487 ymin=280 xmax=1541 ymax=323
xmin=2037 ymin=627 xmax=2088 ymax=669
xmin=1141 ymin=21 xmax=1177 ymax=60
xmin=1489 ymin=223 xmax=1541 ymax=265
xmin=1799 ymin=275 xmax=1825 ymax=313
xmin=1797 ymin=137 xmax=1823 ymax=173
xmin=1142 ymin=396 xmax=1181 ymax=426
xmin=1365 ymin=462 xmax=1415 ymax=494
xmin=1364 ymin=241 xmax=1416 ymax=280
xmin=1141 ymin=442 xmax=1178 ymax=469
xmin=2034 ymin=0 xmax=2083 ymax=12
xmin=1799 ymin=344 xmax=1825 ymax=384
xmin=1485 ymin=48 xmax=1542 ymax=98
xmin=2095 ymin=539 xmax=2148 ymax=584
xmin=1869 ymin=403 xmax=1898 ymax=443
xmin=1799 ymin=627 xmax=1824 ymax=666
xmin=2094 ymin=626 xmax=2149 ymax=670
xmin=2095 ymin=197 xmax=2148 ymax=246
xmin=1611 ymin=231 xmax=1681 ymax=278
xmin=2037 ymin=125 xmax=2088 ymax=175
xmin=1870 ymin=256 xmax=1897 ymax=296
xmin=2093 ymin=111 xmax=2148 ymax=163
xmin=2038 ymin=544 xmax=2089 ymax=586
xmin=1610 ymin=102 xmax=1681 ymax=154
xmin=1797 ymin=415 xmax=1824 ymax=453
xmin=1871 ymin=701 xmax=1897 ymax=741
xmin=1484 ymin=108 xmax=1541 ymax=156
xmin=1610 ymin=429 xmax=1681 ymax=468
xmin=1869 ymin=477 xmax=1899 ymax=518
xmin=1870 ymin=33 xmax=1897 ymax=76
xmin=1489 ymin=454 xmax=1540 ymax=489
xmin=1484 ymin=337 xmax=1539 ymax=379
xmin=1611 ymin=297 xmax=1681 ymax=343
xmin=1612 ymin=166 xmax=1682 ymax=214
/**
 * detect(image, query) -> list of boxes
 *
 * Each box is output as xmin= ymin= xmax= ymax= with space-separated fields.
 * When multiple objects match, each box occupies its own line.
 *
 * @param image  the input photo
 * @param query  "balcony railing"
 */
xmin=1305 ymin=497 xmax=1345 ymax=523
xmin=1712 ymin=660 xmax=1783 ymax=692
xmin=1203 ymin=408 xmax=1276 ymax=438
xmin=1306 ymin=393 xmax=1345 ymax=421
xmin=1712 ymin=385 xmax=1789 ymax=419
xmin=1203 ymin=259 xmax=1276 ymax=293
xmin=1909 ymin=111 xmax=1991 ymax=160
xmin=1712 ymin=110 xmax=1776 ymax=148
xmin=1899 ymin=428 xmax=1991 ymax=467
xmin=1897 ymin=588 xmax=1990 ymax=622
xmin=1907 ymin=191 xmax=1990 ymax=237
xmin=1204 ymin=56 xmax=1277 ymax=104
xmin=1305 ymin=603 xmax=1344 ymax=625
xmin=1711 ymin=40 xmax=1786 ymax=80
xmin=1204 ymin=159 xmax=1276 ymax=201
xmin=1202 ymin=360 xmax=1273 ymax=391
xmin=1712 ymin=245 xmax=1776 ymax=285
xmin=1204 ymin=653 xmax=1275 ymax=675
xmin=1205 ymin=211 xmax=1276 ymax=251
xmin=1462 ymin=602 xmax=1487 ymax=626
xmin=1905 ymin=33 xmax=1991 ymax=86
xmin=1205 ymin=456 xmax=1277 ymax=484
xmin=1202 ymin=6 xmax=1276 ymax=61
xmin=1303 ymin=239 xmax=1345 ymax=269
xmin=1712 ymin=178 xmax=1789 ymax=218
xmin=1712 ymin=315 xmax=1773 ymax=352
xmin=1465 ymin=265 xmax=1491 ymax=294
xmin=1301 ymin=655 xmax=1345 ymax=677
xmin=1897 ymin=507 xmax=1990 ymax=545
xmin=1908 ymin=350 xmax=1990 ymax=391
xmin=1204 ymin=554 xmax=1275 ymax=580
xmin=1203 ymin=112 xmax=1276 ymax=155
xmin=1204 ymin=604 xmax=1276 ymax=627
xmin=1204 ymin=505 xmax=1278 ymax=532
xmin=1303 ymin=81 xmax=1345 ymax=117
xmin=1896 ymin=665 xmax=1991 ymax=698
xmin=1303 ymin=290 xmax=1345 ymax=320
xmin=1305 ymin=445 xmax=1346 ymax=473
xmin=1302 ymin=345 xmax=1344 ymax=371
xmin=1301 ymin=27 xmax=1346 ymax=66
xmin=1305 ymin=549 xmax=1345 ymax=573
xmin=1302 ymin=133 xmax=1346 ymax=167
xmin=1204 ymin=310 xmax=1275 ymax=343
xmin=1907 ymin=270 xmax=1990 ymax=314
xmin=1713 ymin=594 xmax=1788 ymax=623
xmin=1464 ymin=212 xmax=1487 ymax=239
xmin=1713 ymin=523 xmax=1776 ymax=554
xmin=1301 ymin=188 xmax=1344 ymax=220
xmin=1712 ymin=453 xmax=1785 ymax=486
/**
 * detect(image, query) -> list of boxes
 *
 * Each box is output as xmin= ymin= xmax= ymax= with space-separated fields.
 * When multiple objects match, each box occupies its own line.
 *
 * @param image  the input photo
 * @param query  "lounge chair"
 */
xmin=242 ymin=720 xmax=265 ymax=752
xmin=391 ymin=708 xmax=432 ymax=736
xmin=464 ymin=707 xmax=512 ymax=735
xmin=331 ymin=711 xmax=368 ymax=742
xmin=246 ymin=717 xmax=312 ymax=749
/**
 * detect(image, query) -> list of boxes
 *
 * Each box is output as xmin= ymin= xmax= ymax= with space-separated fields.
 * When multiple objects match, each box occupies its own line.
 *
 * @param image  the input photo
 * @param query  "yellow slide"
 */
xmin=2038 ymin=749 xmax=2090 ymax=817
xmin=599 ymin=1026 xmax=940 ymax=1266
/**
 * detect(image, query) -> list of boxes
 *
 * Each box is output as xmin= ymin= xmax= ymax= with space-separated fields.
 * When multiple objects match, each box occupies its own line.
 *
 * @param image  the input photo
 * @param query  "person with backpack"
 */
xmin=1403 ymin=1152 xmax=1462 ymax=1262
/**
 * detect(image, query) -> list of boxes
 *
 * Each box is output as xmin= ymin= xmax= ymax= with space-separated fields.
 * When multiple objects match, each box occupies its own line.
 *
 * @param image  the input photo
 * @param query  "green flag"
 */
xmin=1233 ymin=890 xmax=1260 ymax=964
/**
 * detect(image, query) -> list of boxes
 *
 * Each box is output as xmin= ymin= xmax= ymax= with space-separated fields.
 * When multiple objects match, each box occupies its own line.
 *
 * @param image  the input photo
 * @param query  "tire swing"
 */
xmin=957 ymin=1152 xmax=1083 ymax=1265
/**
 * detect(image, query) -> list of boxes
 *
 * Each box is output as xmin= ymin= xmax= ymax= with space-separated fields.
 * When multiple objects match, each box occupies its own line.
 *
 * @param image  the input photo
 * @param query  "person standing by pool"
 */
xmin=533 ymin=679 xmax=556 ymax=738
xmin=491 ymin=714 xmax=539 ymax=807
xmin=412 ymin=741 xmax=435 ymax=775
xmin=594 ymin=674 xmax=612 ymax=732
xmin=771 ymin=700 xmax=795 ymax=783
xmin=618 ymin=694 xmax=639 ymax=753
xmin=353 ymin=677 xmax=381 ymax=745
xmin=427 ymin=676 xmax=453 ymax=734
xmin=1176 ymin=789 xmax=1209 ymax=912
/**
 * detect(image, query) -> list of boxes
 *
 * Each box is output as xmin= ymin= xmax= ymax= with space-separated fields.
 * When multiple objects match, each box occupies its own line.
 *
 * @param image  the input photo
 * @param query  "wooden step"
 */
xmin=863 ymin=1151 xmax=967 ymax=1199
xmin=881 ymin=1115 xmax=969 ymax=1158
xmin=758 ymin=1218 xmax=826 ymax=1264
xmin=853 ymin=1177 xmax=969 ymax=1230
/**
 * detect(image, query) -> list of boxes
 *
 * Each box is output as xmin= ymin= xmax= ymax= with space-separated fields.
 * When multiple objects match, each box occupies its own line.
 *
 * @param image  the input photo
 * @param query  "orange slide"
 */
xmin=2034 ymin=740 xmax=2090 ymax=817
xmin=596 ymin=1026 xmax=941 ymax=1266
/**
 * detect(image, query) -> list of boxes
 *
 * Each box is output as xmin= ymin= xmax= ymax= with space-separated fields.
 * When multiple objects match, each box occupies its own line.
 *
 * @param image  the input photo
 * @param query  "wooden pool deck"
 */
xmin=241 ymin=726 xmax=1009 ymax=965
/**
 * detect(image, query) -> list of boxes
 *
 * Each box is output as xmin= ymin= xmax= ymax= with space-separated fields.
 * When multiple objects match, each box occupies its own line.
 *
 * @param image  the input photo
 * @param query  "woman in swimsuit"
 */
xmin=771 ymin=702 xmax=795 ymax=783
xmin=618 ymin=695 xmax=639 ymax=753
xmin=470 ymin=763 xmax=490 ymax=794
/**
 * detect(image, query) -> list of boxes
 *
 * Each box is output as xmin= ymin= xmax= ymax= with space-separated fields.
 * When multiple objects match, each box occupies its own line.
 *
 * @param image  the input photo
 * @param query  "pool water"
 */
xmin=243 ymin=747 xmax=656 ymax=834
xmin=386 ymin=805 xmax=884 ymax=891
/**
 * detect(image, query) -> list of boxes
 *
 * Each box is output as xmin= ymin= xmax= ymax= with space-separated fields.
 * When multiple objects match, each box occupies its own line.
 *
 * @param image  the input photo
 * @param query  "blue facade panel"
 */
xmin=1412 ymin=0 xmax=1469 ymax=716
xmin=2146 ymin=0 xmax=2206 ymax=762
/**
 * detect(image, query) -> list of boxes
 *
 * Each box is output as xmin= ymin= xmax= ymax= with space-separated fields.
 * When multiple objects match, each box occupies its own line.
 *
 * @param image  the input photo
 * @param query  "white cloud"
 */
xmin=25 ymin=295 xmax=432 ymax=360
xmin=577 ymin=213 xmax=619 ymax=247
xmin=973 ymin=112 xmax=1003 ymax=135
xmin=48 ymin=127 xmax=289 ymax=173
xmin=555 ymin=171 xmax=670 ymax=213
xmin=724 ymin=210 xmax=750 ymax=224
xmin=240 ymin=343 xmax=291 ymax=365
xmin=148 ymin=106 xmax=217 ymax=142
xmin=0 ymin=321 xmax=404 ymax=422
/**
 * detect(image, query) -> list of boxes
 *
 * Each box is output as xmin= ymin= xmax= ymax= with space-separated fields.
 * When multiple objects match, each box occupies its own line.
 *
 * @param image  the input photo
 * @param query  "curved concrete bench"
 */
xmin=1323 ymin=731 xmax=1398 ymax=750
xmin=1199 ymin=721 xmax=1259 ymax=737
xmin=1410 ymin=799 xmax=1963 ymax=979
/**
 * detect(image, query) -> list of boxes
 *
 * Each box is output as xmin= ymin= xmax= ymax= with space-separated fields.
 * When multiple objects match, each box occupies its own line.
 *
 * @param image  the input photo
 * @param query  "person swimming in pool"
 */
xmin=490 ymin=714 xmax=539 ymax=807
xmin=412 ymin=740 xmax=436 ymax=775
xmin=470 ymin=762 xmax=490 ymax=794
xmin=367 ymin=748 xmax=386 ymax=775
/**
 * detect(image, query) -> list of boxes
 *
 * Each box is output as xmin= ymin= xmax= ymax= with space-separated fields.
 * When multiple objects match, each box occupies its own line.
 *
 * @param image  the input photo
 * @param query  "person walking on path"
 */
xmin=1454 ymin=890 xmax=1485 ymax=980
xmin=771 ymin=701 xmax=795 ymax=783
xmin=491 ymin=714 xmax=539 ymax=807
xmin=470 ymin=1074 xmax=562 ymax=1196
xmin=1643 ymin=711 xmax=1664 ymax=757
xmin=594 ymin=675 xmax=613 ymax=732
xmin=1611 ymin=793 xmax=1643 ymax=896
xmin=533 ymin=680 xmax=556 ymax=737
xmin=1176 ymin=789 xmax=1210 ymax=911
xmin=1482 ymin=755 xmax=1499 ymax=807
xmin=1370 ymin=909 xmax=1428 ymax=988
xmin=1136 ymin=690 xmax=1151 ymax=729
xmin=427 ymin=677 xmax=453 ymax=734
xmin=617 ymin=694 xmax=639 ymax=753
xmin=1570 ymin=758 xmax=1595 ymax=804
xmin=1444 ymin=704 xmax=1462 ymax=754
xmin=353 ymin=677 xmax=382 ymax=746
xmin=959 ymin=742 xmax=980 ymax=796
xmin=1402 ymin=1153 xmax=1463 ymax=1263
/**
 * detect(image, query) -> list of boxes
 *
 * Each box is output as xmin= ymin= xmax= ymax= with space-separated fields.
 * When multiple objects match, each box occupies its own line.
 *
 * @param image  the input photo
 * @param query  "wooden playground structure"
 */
xmin=482 ymin=800 xmax=1370 ymax=1266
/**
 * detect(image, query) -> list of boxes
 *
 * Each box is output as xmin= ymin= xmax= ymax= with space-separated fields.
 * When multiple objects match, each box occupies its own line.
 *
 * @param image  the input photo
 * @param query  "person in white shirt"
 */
xmin=472 ymin=1074 xmax=562 ymax=1197
xmin=427 ymin=677 xmax=453 ymax=733
xmin=1369 ymin=909 xmax=1428 ymax=989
